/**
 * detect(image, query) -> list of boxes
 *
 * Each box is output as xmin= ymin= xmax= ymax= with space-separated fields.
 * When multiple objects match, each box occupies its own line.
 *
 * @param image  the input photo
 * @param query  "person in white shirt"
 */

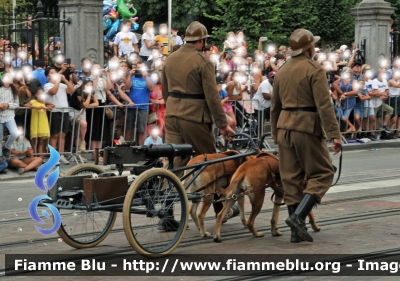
xmin=252 ymin=71 xmax=274 ymax=135
xmin=0 ymin=73 xmax=19 ymax=160
xmin=139 ymin=21 xmax=156 ymax=61
xmin=6 ymin=129 xmax=42 ymax=175
xmin=113 ymin=19 xmax=139 ymax=58
xmin=44 ymin=67 xmax=75 ymax=164
xmin=371 ymin=68 xmax=394 ymax=135
xmin=171 ymin=27 xmax=183 ymax=46
xmin=361 ymin=68 xmax=377 ymax=140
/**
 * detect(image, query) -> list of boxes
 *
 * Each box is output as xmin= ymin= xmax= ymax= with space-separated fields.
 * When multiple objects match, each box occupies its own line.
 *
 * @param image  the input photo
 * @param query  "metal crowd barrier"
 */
xmin=10 ymin=103 xmax=153 ymax=165
xmin=222 ymin=99 xmax=272 ymax=150
xmin=6 ymin=95 xmax=397 ymax=165
xmin=334 ymin=95 xmax=399 ymax=142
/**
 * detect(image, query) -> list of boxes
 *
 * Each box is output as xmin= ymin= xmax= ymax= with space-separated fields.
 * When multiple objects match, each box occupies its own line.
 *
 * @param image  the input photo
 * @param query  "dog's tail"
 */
xmin=214 ymin=167 xmax=246 ymax=196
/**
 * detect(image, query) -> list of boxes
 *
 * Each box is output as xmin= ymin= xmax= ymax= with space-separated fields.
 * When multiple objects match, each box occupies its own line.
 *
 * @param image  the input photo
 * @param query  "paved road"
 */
xmin=0 ymin=147 xmax=393 ymax=213
xmin=1 ymin=147 xmax=400 ymax=281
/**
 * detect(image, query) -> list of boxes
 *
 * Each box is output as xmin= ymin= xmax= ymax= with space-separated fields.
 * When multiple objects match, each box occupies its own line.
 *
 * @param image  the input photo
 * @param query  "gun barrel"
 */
xmin=145 ymin=144 xmax=195 ymax=158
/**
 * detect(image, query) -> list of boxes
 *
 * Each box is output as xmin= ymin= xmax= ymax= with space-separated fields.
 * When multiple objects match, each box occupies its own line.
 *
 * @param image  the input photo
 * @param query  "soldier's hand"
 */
xmin=332 ymin=138 xmax=342 ymax=155
xmin=219 ymin=125 xmax=235 ymax=140
xmin=272 ymin=134 xmax=277 ymax=144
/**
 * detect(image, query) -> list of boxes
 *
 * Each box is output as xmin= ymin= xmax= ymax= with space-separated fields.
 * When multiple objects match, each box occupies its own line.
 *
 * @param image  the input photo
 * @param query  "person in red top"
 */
xmin=147 ymin=72 xmax=165 ymax=137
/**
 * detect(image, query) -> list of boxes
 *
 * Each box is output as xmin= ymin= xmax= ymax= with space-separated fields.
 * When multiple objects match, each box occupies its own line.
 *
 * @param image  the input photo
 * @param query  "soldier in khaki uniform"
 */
xmin=271 ymin=29 xmax=342 ymax=243
xmin=159 ymin=21 xmax=235 ymax=231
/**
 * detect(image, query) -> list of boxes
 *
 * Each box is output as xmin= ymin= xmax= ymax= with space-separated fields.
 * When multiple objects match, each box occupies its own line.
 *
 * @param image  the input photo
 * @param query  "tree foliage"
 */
xmin=0 ymin=0 xmax=34 ymax=11
xmin=205 ymin=0 xmax=366 ymax=51
xmin=130 ymin=0 xmax=216 ymax=33
xmin=4 ymin=0 xmax=400 ymax=54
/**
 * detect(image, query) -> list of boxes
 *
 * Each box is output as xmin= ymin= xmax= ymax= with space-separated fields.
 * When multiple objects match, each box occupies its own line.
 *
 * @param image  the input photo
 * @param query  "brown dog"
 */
xmin=184 ymin=150 xmax=255 ymax=237
xmin=213 ymin=152 xmax=320 ymax=242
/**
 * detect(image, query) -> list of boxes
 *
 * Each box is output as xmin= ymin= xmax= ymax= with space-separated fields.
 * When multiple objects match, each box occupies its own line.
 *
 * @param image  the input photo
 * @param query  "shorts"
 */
xmin=69 ymin=108 xmax=86 ymax=121
xmin=126 ymin=108 xmax=148 ymax=132
xmin=374 ymin=103 xmax=394 ymax=116
xmin=387 ymin=96 xmax=400 ymax=117
xmin=223 ymin=102 xmax=233 ymax=113
xmin=363 ymin=107 xmax=375 ymax=118
xmin=354 ymin=106 xmax=362 ymax=116
xmin=69 ymin=113 xmax=86 ymax=123
xmin=354 ymin=106 xmax=374 ymax=117
xmin=48 ymin=112 xmax=70 ymax=135
xmin=336 ymin=106 xmax=354 ymax=120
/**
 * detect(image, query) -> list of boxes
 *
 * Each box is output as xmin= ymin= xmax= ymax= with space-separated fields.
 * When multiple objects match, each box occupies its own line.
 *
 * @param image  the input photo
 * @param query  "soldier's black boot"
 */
xmin=158 ymin=206 xmax=180 ymax=232
xmin=287 ymin=205 xmax=303 ymax=243
xmin=285 ymin=194 xmax=317 ymax=242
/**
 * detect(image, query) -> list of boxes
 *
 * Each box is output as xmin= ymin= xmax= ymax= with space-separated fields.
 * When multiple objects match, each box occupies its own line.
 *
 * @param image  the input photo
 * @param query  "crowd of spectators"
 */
xmin=1 ymin=19 xmax=400 ymax=175
xmin=212 ymin=35 xmax=400 ymax=143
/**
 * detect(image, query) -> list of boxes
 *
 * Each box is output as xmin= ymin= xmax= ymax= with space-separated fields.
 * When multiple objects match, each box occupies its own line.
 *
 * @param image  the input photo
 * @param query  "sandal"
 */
xmin=347 ymin=127 xmax=356 ymax=132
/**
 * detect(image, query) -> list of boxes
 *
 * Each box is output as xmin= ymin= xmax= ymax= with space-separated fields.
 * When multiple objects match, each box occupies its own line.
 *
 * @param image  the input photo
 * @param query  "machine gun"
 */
xmin=95 ymin=143 xmax=196 ymax=175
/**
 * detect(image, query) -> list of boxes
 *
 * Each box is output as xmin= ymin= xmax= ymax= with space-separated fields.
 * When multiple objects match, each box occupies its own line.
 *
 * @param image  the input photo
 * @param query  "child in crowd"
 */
xmin=6 ymin=126 xmax=42 ymax=175
xmin=217 ymin=76 xmax=235 ymax=145
xmin=144 ymin=125 xmax=163 ymax=146
xmin=113 ymin=19 xmax=139 ymax=58
xmin=139 ymin=21 xmax=156 ymax=61
xmin=0 ymin=72 xmax=19 ymax=160
xmin=354 ymin=80 xmax=372 ymax=132
xmin=155 ymin=24 xmax=174 ymax=56
xmin=148 ymin=72 xmax=165 ymax=137
xmin=24 ymin=88 xmax=54 ymax=154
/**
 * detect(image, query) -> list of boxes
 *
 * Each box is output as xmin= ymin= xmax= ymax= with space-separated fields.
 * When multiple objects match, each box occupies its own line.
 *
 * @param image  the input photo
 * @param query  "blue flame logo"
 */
xmin=29 ymin=145 xmax=62 ymax=236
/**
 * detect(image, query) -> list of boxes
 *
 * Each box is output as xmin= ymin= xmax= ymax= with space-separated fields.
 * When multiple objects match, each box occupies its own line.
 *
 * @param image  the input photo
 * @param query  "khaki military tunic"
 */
xmin=162 ymin=45 xmax=227 ymax=175
xmin=270 ymin=54 xmax=341 ymax=205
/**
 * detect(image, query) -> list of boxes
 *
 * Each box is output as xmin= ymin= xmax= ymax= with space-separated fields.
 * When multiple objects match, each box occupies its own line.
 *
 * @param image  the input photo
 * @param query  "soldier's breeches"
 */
xmin=277 ymin=129 xmax=335 ymax=206
xmin=165 ymin=117 xmax=216 ymax=177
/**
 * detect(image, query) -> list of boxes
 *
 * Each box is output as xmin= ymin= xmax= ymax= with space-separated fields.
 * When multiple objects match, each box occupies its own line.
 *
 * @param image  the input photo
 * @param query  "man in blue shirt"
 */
xmin=125 ymin=59 xmax=154 ymax=145
xmin=32 ymin=59 xmax=48 ymax=87
xmin=12 ymin=50 xmax=33 ymax=67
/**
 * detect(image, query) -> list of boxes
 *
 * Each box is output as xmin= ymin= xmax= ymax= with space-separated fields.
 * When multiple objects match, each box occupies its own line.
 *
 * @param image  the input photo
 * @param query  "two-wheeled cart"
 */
xmin=41 ymin=134 xmax=260 ymax=258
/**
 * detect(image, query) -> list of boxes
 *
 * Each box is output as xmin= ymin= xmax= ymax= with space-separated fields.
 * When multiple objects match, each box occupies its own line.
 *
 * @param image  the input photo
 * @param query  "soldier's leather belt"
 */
xmin=169 ymin=92 xmax=205 ymax=99
xmin=283 ymin=107 xmax=317 ymax=112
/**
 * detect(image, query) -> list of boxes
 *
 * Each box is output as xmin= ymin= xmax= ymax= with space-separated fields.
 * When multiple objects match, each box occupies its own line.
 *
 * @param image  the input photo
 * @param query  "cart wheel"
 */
xmin=232 ymin=140 xmax=243 ymax=150
xmin=56 ymin=164 xmax=117 ymax=249
xmin=123 ymin=168 xmax=188 ymax=258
